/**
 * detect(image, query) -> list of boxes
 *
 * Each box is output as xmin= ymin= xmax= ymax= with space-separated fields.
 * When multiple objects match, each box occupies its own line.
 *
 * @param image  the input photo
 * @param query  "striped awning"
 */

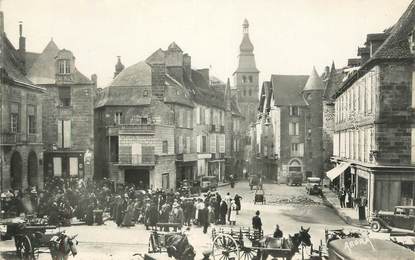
xmin=326 ymin=163 xmax=350 ymax=181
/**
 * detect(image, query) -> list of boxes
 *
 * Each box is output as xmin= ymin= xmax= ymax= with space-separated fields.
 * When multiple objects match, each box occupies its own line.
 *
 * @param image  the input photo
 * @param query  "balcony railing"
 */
xmin=118 ymin=153 xmax=155 ymax=165
xmin=1 ymin=133 xmax=20 ymax=145
xmin=109 ymin=124 xmax=155 ymax=135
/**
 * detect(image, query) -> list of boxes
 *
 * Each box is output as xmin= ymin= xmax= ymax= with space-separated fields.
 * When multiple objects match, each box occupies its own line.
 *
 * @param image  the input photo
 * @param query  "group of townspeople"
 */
xmin=337 ymin=188 xmax=354 ymax=208
xmin=0 ymin=177 xmax=247 ymax=234
xmin=111 ymin=189 xmax=244 ymax=234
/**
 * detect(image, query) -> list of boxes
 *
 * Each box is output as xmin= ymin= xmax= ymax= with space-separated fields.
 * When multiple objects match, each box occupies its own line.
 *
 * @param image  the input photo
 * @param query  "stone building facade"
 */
xmin=253 ymin=68 xmax=326 ymax=183
xmin=0 ymin=15 xmax=45 ymax=191
xmin=95 ymin=43 xmax=242 ymax=190
xmin=26 ymin=40 xmax=96 ymax=180
xmin=329 ymin=1 xmax=415 ymax=215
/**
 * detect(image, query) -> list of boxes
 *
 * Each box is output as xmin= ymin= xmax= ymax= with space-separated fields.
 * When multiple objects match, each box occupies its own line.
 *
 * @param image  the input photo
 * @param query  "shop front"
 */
xmin=44 ymin=151 xmax=85 ymax=181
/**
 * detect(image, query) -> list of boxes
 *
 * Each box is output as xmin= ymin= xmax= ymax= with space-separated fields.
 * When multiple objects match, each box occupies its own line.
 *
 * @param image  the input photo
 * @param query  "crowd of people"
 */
xmin=0 ymin=177 xmax=245 ymax=234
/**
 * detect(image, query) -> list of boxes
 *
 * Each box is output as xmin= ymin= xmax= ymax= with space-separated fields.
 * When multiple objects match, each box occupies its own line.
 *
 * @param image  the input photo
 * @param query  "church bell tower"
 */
xmin=234 ymin=19 xmax=259 ymax=127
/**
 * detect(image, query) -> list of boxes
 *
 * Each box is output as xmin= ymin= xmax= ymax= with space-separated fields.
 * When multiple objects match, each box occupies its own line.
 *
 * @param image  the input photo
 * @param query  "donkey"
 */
xmin=48 ymin=232 xmax=78 ymax=260
xmin=165 ymin=233 xmax=196 ymax=260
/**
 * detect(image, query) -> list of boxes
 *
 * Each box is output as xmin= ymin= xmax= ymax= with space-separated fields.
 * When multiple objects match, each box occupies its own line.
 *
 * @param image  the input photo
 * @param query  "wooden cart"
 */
xmin=0 ymin=218 xmax=58 ymax=258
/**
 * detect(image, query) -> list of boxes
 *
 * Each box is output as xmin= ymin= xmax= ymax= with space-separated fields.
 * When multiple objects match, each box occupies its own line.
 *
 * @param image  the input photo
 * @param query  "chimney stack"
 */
xmin=91 ymin=74 xmax=98 ymax=87
xmin=0 ymin=12 xmax=4 ymax=34
xmin=18 ymin=21 xmax=26 ymax=63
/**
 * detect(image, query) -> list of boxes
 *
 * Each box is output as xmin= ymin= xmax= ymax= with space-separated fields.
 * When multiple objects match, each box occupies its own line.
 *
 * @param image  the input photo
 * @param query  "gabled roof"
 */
xmin=27 ymin=39 xmax=92 ymax=85
xmin=145 ymin=48 xmax=165 ymax=64
xmin=303 ymin=67 xmax=325 ymax=92
xmin=271 ymin=75 xmax=309 ymax=106
xmin=167 ymin=42 xmax=182 ymax=52
xmin=27 ymin=40 xmax=59 ymax=84
xmin=110 ymin=61 xmax=152 ymax=87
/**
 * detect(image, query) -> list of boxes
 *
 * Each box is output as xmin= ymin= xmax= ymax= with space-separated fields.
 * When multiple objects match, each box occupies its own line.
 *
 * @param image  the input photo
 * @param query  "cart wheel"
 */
xmin=371 ymin=221 xmax=382 ymax=232
xmin=212 ymin=233 xmax=240 ymax=260
xmin=240 ymin=247 xmax=258 ymax=260
xmin=16 ymin=235 xmax=33 ymax=259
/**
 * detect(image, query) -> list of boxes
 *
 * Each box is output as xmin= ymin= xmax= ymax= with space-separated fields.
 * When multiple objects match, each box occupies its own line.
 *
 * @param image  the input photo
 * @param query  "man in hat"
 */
xmin=252 ymin=210 xmax=262 ymax=232
xmin=273 ymin=224 xmax=283 ymax=238
xmin=169 ymin=202 xmax=184 ymax=231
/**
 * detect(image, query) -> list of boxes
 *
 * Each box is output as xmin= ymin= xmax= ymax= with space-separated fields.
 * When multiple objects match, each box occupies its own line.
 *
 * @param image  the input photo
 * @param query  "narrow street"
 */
xmin=1 ymin=182 xmax=356 ymax=260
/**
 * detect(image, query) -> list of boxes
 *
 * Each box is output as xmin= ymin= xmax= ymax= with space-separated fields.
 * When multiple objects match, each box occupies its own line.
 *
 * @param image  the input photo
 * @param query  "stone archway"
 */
xmin=10 ymin=151 xmax=23 ymax=190
xmin=28 ymin=151 xmax=38 ymax=187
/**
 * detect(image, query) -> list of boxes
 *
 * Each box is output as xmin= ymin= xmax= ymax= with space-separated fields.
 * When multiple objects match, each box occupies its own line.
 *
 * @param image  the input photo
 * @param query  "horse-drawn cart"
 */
xmin=211 ymin=226 xmax=312 ymax=260
xmin=0 ymin=217 xmax=77 ymax=259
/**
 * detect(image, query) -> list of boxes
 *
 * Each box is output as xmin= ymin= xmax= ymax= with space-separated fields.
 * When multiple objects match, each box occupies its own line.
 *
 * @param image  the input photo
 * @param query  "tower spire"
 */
xmin=243 ymin=18 xmax=249 ymax=34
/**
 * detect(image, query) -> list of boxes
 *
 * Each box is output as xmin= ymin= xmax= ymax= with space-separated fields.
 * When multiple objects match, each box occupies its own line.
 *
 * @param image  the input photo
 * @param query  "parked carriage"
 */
xmin=254 ymin=189 xmax=266 ymax=205
xmin=211 ymin=226 xmax=312 ymax=260
xmin=0 ymin=217 xmax=76 ymax=259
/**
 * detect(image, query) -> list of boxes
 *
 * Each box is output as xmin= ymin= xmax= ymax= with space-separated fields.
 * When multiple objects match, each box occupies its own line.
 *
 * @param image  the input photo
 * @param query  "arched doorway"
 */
xmin=28 ymin=151 xmax=38 ymax=187
xmin=10 ymin=151 xmax=23 ymax=190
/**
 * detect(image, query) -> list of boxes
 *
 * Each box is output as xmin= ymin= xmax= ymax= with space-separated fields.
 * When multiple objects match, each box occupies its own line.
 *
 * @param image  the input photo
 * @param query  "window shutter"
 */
xmin=131 ymin=143 xmax=142 ymax=164
xmin=63 ymin=120 xmax=71 ymax=148
xmin=219 ymin=134 xmax=225 ymax=153
xmin=295 ymin=123 xmax=299 ymax=136
xmin=204 ymin=108 xmax=209 ymax=125
xmin=69 ymin=157 xmax=78 ymax=176
xmin=197 ymin=136 xmax=201 ymax=153
xmin=289 ymin=123 xmax=293 ymax=135
xmin=57 ymin=120 xmax=63 ymax=148
xmin=210 ymin=134 xmax=216 ymax=153
xmin=299 ymin=143 xmax=304 ymax=156
xmin=196 ymin=107 xmax=200 ymax=124
xmin=178 ymin=136 xmax=183 ymax=153
xmin=186 ymin=137 xmax=191 ymax=153
xmin=200 ymin=108 xmax=205 ymax=124
xmin=53 ymin=157 xmax=62 ymax=176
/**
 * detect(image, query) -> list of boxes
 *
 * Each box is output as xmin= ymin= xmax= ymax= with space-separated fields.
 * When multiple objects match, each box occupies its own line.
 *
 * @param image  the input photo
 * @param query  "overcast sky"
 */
xmin=1 ymin=0 xmax=412 ymax=87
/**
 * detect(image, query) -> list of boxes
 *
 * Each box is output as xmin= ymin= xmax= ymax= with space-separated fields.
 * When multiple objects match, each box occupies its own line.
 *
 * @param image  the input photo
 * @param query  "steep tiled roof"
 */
xmin=110 ymin=61 xmax=152 ymax=87
xmin=370 ymin=1 xmax=415 ymax=60
xmin=27 ymin=40 xmax=59 ymax=84
xmin=271 ymin=75 xmax=308 ymax=106
xmin=164 ymin=74 xmax=194 ymax=107
xmin=337 ymin=0 xmax=415 ymax=96
xmin=1 ymin=35 xmax=33 ymax=86
xmin=95 ymin=86 xmax=151 ymax=108
xmin=25 ymin=52 xmax=40 ymax=72
xmin=27 ymin=40 xmax=92 ymax=85
xmin=188 ymin=70 xmax=226 ymax=110
xmin=323 ymin=63 xmax=345 ymax=101
xmin=303 ymin=67 xmax=325 ymax=92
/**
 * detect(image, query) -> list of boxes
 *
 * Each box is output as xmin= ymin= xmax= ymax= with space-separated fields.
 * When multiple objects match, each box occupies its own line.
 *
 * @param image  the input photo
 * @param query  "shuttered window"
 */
xmin=57 ymin=120 xmax=71 ymax=148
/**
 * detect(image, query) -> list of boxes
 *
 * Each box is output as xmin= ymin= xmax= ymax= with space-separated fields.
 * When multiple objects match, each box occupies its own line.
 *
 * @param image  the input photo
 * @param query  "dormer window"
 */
xmin=58 ymin=59 xmax=71 ymax=74
xmin=409 ymin=29 xmax=415 ymax=54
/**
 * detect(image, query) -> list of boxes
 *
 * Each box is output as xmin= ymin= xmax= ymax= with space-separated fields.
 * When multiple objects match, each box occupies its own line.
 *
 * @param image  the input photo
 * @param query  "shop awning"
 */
xmin=326 ymin=162 xmax=350 ymax=181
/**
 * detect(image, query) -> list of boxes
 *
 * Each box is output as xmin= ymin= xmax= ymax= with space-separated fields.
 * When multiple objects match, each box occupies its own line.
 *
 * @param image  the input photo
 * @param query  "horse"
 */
xmin=258 ymin=226 xmax=312 ymax=260
xmin=164 ymin=233 xmax=195 ymax=260
xmin=48 ymin=232 xmax=78 ymax=260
